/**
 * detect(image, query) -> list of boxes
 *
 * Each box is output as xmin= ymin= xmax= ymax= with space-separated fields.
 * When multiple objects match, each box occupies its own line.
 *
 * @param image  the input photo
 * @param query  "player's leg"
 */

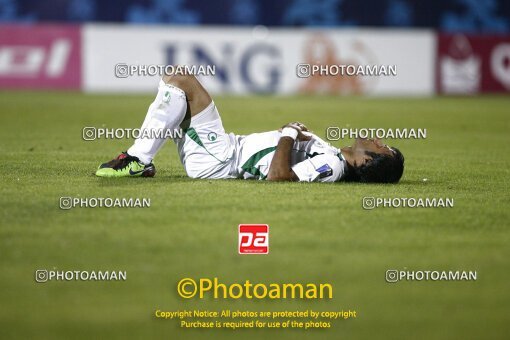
xmin=167 ymin=74 xmax=237 ymax=179
xmin=95 ymin=74 xmax=212 ymax=178
xmin=160 ymin=73 xmax=212 ymax=118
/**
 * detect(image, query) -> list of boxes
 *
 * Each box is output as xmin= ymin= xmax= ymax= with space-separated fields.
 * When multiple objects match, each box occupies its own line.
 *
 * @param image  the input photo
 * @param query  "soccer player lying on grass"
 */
xmin=96 ymin=74 xmax=404 ymax=183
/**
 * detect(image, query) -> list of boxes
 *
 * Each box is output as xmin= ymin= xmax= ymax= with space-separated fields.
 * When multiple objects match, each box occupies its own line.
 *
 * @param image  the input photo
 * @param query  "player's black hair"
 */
xmin=345 ymin=147 xmax=404 ymax=183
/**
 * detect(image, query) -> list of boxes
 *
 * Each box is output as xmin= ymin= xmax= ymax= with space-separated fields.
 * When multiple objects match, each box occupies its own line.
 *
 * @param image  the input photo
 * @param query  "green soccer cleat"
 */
xmin=95 ymin=152 xmax=156 ymax=178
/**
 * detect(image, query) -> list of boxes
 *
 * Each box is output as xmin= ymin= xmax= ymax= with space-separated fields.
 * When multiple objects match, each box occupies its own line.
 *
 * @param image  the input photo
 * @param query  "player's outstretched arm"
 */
xmin=267 ymin=123 xmax=310 ymax=182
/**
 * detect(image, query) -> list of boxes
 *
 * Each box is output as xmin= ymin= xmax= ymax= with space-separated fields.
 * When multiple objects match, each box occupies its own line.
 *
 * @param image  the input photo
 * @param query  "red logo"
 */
xmin=238 ymin=224 xmax=269 ymax=254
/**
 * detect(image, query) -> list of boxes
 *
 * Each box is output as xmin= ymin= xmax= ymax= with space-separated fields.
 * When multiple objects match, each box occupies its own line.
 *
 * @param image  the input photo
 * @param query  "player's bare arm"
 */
xmin=267 ymin=123 xmax=311 ymax=182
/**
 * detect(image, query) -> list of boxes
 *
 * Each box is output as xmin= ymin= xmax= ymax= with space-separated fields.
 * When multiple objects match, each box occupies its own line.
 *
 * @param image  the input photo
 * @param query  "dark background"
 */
xmin=1 ymin=0 xmax=509 ymax=33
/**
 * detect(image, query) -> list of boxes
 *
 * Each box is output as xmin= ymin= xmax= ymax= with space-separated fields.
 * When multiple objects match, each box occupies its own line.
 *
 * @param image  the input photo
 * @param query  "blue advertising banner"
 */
xmin=1 ymin=0 xmax=509 ymax=32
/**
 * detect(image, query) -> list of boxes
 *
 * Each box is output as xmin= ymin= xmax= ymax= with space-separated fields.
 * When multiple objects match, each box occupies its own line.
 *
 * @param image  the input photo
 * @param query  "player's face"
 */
xmin=348 ymin=138 xmax=395 ymax=167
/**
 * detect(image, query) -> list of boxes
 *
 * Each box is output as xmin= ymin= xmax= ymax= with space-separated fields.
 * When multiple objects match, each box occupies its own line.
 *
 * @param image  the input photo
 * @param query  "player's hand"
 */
xmin=281 ymin=122 xmax=309 ymax=132
xmin=280 ymin=122 xmax=312 ymax=141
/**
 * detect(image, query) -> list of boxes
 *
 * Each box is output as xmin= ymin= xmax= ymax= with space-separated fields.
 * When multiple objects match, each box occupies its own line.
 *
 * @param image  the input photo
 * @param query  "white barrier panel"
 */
xmin=83 ymin=25 xmax=435 ymax=95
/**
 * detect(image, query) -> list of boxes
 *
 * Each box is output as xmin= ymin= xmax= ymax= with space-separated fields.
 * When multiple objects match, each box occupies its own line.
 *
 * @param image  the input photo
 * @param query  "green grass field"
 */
xmin=0 ymin=92 xmax=509 ymax=339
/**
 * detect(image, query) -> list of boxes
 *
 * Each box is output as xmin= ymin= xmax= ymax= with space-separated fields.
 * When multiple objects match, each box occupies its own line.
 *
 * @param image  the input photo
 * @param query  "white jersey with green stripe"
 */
xmin=236 ymin=130 xmax=347 ymax=182
xmin=174 ymin=102 xmax=346 ymax=182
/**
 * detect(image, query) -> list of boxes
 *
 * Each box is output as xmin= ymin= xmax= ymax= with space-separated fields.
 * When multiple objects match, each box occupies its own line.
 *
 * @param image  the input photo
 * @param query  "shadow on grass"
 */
xmin=94 ymin=175 xmax=427 ymax=188
xmin=95 ymin=175 xmax=192 ymax=187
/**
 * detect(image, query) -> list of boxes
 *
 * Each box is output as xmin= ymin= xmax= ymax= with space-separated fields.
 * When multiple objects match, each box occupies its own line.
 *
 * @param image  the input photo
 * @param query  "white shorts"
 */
xmin=174 ymin=101 xmax=240 ymax=179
